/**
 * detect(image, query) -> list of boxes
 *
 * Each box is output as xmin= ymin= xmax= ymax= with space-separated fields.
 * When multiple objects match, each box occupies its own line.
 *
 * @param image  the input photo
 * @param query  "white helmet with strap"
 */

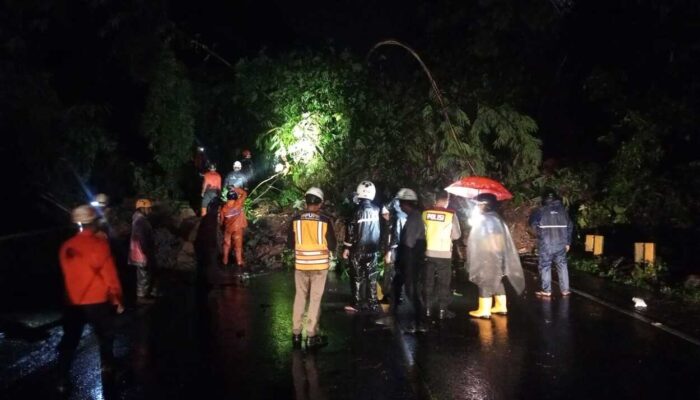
xmin=305 ymin=187 xmax=324 ymax=203
xmin=356 ymin=181 xmax=376 ymax=200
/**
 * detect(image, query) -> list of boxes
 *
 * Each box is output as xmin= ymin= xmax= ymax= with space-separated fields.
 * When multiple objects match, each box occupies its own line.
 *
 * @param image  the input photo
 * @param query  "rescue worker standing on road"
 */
xmin=342 ymin=181 xmax=382 ymax=313
xmin=423 ymin=190 xmax=461 ymax=320
xmin=394 ymin=188 xmax=427 ymax=332
xmin=200 ymin=163 xmax=222 ymax=217
xmin=129 ymin=198 xmax=157 ymax=303
xmin=57 ymin=205 xmax=124 ymax=393
xmin=288 ymin=187 xmax=336 ymax=349
xmin=219 ymin=186 xmax=248 ymax=270
xmin=529 ymin=189 xmax=573 ymax=297
xmin=467 ymin=193 xmax=525 ymax=318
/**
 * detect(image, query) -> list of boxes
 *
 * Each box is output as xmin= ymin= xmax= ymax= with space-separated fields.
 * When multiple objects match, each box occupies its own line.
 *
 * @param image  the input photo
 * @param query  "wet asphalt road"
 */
xmin=2 ymin=215 xmax=700 ymax=399
xmin=3 ymin=266 xmax=700 ymax=399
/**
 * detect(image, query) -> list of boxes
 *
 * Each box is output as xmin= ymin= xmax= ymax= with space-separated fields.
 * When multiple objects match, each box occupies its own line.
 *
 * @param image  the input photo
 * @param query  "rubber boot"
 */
xmin=469 ymin=297 xmax=492 ymax=319
xmin=491 ymin=295 xmax=508 ymax=315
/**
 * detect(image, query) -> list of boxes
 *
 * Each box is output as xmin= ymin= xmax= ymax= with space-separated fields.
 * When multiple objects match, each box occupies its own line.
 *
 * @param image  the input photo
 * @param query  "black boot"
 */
xmin=306 ymin=335 xmax=328 ymax=349
xmin=292 ymin=333 xmax=302 ymax=348
xmin=439 ymin=309 xmax=455 ymax=320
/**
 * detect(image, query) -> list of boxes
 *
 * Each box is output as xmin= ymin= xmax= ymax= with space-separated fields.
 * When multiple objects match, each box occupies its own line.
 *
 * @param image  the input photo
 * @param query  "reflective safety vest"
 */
xmin=423 ymin=208 xmax=456 ymax=258
xmin=292 ymin=212 xmax=332 ymax=271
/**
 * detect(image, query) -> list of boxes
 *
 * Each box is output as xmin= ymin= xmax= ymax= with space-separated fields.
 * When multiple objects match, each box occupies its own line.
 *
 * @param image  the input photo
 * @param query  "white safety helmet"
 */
xmin=72 ymin=205 xmax=97 ymax=225
xmin=90 ymin=193 xmax=108 ymax=208
xmin=396 ymin=188 xmax=418 ymax=201
xmin=233 ymin=161 xmax=242 ymax=171
xmin=356 ymin=181 xmax=376 ymax=200
xmin=305 ymin=187 xmax=324 ymax=203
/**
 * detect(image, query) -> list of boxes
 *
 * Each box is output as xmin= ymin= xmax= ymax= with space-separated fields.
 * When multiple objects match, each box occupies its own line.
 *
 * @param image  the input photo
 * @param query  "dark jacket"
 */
xmin=224 ymin=171 xmax=246 ymax=189
xmin=528 ymin=199 xmax=573 ymax=249
xmin=344 ymin=199 xmax=381 ymax=253
xmin=386 ymin=199 xmax=407 ymax=251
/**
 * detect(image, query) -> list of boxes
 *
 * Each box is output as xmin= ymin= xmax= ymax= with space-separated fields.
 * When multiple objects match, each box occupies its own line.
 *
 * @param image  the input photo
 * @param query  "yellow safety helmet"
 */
xmin=135 ymin=198 xmax=153 ymax=209
xmin=71 ymin=205 xmax=97 ymax=225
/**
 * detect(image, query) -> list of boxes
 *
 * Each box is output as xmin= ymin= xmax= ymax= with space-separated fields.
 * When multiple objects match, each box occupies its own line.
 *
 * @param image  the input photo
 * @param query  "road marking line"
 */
xmin=522 ymin=268 xmax=700 ymax=347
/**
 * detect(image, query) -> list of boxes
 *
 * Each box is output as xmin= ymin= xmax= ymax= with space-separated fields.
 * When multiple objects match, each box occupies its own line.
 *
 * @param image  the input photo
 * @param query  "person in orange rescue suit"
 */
xmin=56 ymin=205 xmax=124 ymax=393
xmin=219 ymin=186 xmax=248 ymax=269
xmin=201 ymin=163 xmax=222 ymax=217
xmin=288 ymin=187 xmax=337 ymax=349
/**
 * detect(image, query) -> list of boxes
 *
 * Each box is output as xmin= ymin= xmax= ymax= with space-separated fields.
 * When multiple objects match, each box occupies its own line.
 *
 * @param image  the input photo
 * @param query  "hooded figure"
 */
xmin=466 ymin=193 xmax=524 ymax=318
xmin=528 ymin=190 xmax=573 ymax=297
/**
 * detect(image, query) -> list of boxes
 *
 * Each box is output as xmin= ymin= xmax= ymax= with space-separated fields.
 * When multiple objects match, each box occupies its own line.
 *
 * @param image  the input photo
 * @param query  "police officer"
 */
xmin=423 ymin=190 xmax=461 ymax=320
xmin=529 ymin=189 xmax=573 ymax=297
xmin=288 ymin=187 xmax=337 ymax=349
xmin=342 ymin=181 xmax=382 ymax=313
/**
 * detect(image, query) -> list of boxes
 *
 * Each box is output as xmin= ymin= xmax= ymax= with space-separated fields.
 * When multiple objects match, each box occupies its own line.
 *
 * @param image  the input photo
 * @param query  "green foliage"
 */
xmin=469 ymin=104 xmax=541 ymax=186
xmin=629 ymin=262 xmax=668 ymax=289
xmin=573 ymin=110 xmax=694 ymax=229
xmin=280 ymin=248 xmax=295 ymax=271
xmin=232 ymin=48 xmax=543 ymax=201
xmin=570 ymin=254 xmax=671 ymax=292
xmin=141 ymin=46 xmax=196 ymax=197
xmin=130 ymin=163 xmax=169 ymax=200
xmin=271 ymin=187 xmax=304 ymax=209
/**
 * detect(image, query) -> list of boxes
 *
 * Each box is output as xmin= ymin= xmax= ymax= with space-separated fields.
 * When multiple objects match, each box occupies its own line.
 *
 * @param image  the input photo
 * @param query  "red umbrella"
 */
xmin=445 ymin=176 xmax=513 ymax=201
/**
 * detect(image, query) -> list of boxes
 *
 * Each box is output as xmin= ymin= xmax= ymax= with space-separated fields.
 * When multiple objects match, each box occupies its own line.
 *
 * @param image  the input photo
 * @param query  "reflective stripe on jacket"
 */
xmin=344 ymin=199 xmax=381 ymax=253
xmin=423 ymin=207 xmax=461 ymax=259
xmin=528 ymin=199 xmax=573 ymax=249
xmin=289 ymin=212 xmax=337 ymax=271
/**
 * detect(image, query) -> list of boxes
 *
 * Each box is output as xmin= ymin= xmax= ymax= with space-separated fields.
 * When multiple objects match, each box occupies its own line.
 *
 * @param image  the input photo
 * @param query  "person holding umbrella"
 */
xmin=464 ymin=193 xmax=524 ymax=318
xmin=445 ymin=177 xmax=524 ymax=319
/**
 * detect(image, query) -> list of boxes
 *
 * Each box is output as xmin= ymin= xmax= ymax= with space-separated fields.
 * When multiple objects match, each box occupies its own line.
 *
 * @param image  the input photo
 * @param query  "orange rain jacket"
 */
xmin=59 ymin=230 xmax=123 ymax=306
xmin=219 ymin=187 xmax=248 ymax=232
xmin=202 ymin=170 xmax=222 ymax=192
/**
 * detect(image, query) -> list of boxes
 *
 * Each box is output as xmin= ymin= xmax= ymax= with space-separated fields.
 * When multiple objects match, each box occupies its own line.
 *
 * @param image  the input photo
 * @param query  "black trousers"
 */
xmin=424 ymin=257 xmax=452 ymax=311
xmin=396 ymin=245 xmax=425 ymax=321
xmin=57 ymin=302 xmax=115 ymax=379
xmin=350 ymin=251 xmax=379 ymax=307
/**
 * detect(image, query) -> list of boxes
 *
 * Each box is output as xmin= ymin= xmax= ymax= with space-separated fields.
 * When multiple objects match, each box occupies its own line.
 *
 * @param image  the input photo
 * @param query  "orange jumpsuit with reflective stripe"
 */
xmin=219 ymin=188 xmax=248 ymax=266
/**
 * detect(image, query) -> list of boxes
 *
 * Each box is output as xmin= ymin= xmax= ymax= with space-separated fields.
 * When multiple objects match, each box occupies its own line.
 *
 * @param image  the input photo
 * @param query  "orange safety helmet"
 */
xmin=135 ymin=198 xmax=153 ymax=209
xmin=242 ymin=149 xmax=252 ymax=158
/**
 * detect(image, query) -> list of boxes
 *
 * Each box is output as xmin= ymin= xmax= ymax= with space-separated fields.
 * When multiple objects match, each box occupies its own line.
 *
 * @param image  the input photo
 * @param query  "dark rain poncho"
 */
xmin=466 ymin=211 xmax=525 ymax=295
